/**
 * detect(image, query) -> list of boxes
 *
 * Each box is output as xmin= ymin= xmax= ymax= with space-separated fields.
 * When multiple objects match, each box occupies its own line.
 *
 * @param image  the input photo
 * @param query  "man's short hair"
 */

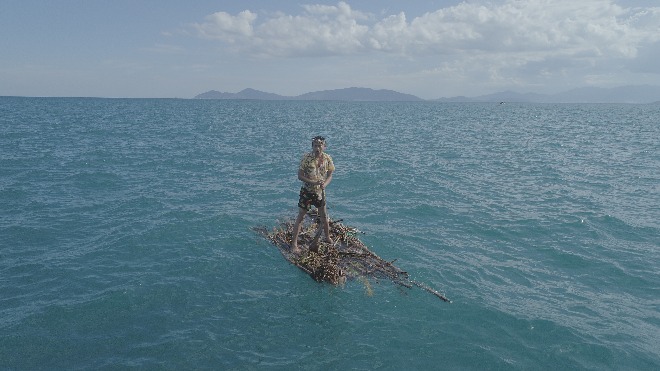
xmin=312 ymin=136 xmax=326 ymax=145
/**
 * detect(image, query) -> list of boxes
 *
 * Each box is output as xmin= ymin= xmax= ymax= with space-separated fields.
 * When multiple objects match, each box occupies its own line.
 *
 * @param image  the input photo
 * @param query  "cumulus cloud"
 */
xmin=194 ymin=1 xmax=660 ymax=57
xmin=191 ymin=0 xmax=660 ymax=91
xmin=256 ymin=4 xmax=371 ymax=56
xmin=195 ymin=10 xmax=258 ymax=43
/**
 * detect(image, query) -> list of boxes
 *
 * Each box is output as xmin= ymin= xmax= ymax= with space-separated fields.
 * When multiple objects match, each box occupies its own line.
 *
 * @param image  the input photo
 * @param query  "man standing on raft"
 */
xmin=291 ymin=136 xmax=334 ymax=254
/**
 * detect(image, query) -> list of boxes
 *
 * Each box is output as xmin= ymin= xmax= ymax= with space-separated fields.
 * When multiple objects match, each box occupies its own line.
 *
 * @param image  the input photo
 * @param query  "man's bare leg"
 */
xmin=291 ymin=207 xmax=307 ymax=254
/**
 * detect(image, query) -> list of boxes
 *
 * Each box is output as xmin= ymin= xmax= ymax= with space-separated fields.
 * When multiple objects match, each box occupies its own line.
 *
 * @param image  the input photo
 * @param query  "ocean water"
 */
xmin=1 ymin=96 xmax=658 ymax=370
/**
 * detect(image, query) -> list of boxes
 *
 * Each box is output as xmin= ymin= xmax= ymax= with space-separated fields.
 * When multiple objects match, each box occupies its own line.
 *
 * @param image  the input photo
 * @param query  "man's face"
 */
xmin=312 ymin=141 xmax=325 ymax=155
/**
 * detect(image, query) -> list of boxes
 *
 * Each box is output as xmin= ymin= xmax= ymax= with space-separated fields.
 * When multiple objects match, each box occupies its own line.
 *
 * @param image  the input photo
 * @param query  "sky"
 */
xmin=2 ymin=0 xmax=660 ymax=99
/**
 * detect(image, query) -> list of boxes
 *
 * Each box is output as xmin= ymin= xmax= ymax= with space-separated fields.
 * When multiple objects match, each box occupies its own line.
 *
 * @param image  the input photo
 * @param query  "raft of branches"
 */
xmin=255 ymin=213 xmax=450 ymax=303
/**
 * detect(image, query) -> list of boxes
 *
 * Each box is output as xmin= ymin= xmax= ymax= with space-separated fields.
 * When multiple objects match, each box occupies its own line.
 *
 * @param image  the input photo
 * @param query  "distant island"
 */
xmin=195 ymin=85 xmax=660 ymax=104
xmin=195 ymin=87 xmax=422 ymax=102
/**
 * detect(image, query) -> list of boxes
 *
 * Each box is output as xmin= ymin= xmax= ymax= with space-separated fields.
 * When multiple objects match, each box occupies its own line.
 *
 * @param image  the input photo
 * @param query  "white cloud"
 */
xmin=193 ymin=1 xmax=660 ymax=58
xmin=189 ymin=0 xmax=660 ymax=94
xmin=195 ymin=10 xmax=257 ymax=42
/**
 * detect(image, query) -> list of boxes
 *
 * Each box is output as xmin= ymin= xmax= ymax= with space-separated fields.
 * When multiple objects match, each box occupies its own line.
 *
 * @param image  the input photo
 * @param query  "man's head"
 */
xmin=312 ymin=136 xmax=326 ymax=155
xmin=312 ymin=136 xmax=326 ymax=145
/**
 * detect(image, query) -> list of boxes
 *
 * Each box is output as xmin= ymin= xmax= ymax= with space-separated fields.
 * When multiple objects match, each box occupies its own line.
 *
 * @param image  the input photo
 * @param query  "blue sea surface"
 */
xmin=1 ymin=97 xmax=658 ymax=369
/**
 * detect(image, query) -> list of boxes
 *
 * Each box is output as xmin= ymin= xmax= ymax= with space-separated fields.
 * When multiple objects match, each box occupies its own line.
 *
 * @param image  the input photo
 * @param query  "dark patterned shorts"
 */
xmin=298 ymin=187 xmax=323 ymax=211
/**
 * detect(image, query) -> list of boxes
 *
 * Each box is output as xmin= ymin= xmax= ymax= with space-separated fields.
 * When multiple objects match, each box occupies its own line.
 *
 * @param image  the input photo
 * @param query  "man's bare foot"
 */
xmin=291 ymin=244 xmax=301 ymax=254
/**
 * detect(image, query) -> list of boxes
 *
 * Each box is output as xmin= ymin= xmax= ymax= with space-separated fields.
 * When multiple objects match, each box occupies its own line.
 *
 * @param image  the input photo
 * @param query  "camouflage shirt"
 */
xmin=299 ymin=152 xmax=335 ymax=194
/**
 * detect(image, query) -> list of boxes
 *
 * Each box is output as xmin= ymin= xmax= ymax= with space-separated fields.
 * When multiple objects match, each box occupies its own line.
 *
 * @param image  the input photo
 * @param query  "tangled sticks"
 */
xmin=255 ymin=213 xmax=451 ymax=303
